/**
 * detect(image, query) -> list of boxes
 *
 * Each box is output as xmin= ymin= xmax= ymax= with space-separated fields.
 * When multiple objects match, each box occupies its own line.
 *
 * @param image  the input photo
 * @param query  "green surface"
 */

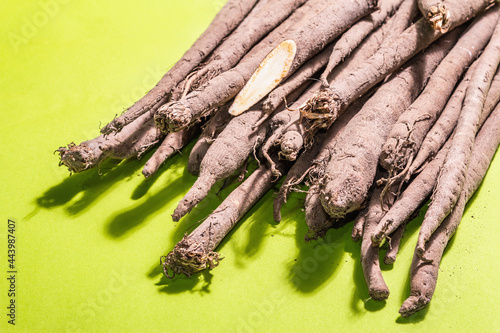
xmin=1 ymin=1 xmax=499 ymax=332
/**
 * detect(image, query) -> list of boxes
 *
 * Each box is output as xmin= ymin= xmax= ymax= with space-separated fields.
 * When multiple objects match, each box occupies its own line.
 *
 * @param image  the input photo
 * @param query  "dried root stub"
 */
xmin=100 ymin=0 xmax=258 ymax=135
xmin=57 ymin=140 xmax=104 ymax=173
xmin=299 ymin=89 xmax=341 ymax=131
xmin=418 ymin=0 xmax=450 ymax=32
xmin=155 ymin=101 xmax=193 ymax=133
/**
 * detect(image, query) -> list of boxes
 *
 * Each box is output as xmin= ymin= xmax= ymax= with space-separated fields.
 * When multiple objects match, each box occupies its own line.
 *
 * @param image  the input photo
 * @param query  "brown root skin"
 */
xmin=155 ymin=0 xmax=377 ymax=132
xmin=320 ymin=31 xmax=458 ymax=219
xmin=383 ymin=222 xmax=406 ymax=265
xmin=165 ymin=160 xmax=288 ymax=278
xmin=142 ymin=126 xmax=198 ymax=178
xmin=320 ymin=0 xmax=406 ymax=86
xmin=188 ymin=105 xmax=232 ymax=175
xmin=100 ymin=0 xmax=258 ymax=135
xmin=410 ymin=63 xmax=500 ymax=176
xmin=371 ymin=139 xmax=451 ymax=247
xmin=261 ymin=81 xmax=321 ymax=175
xmin=401 ymin=102 xmax=500 ymax=317
xmin=380 ymin=8 xmax=499 ymax=176
xmin=298 ymin=0 xmax=417 ymax=129
xmin=416 ymin=18 xmax=500 ymax=257
xmin=407 ymin=62 xmax=476 ymax=176
xmin=352 ymin=206 xmax=368 ymax=242
xmin=361 ymin=180 xmax=397 ymax=301
xmin=304 ymin=186 xmax=335 ymax=239
xmin=172 ymin=105 xmax=269 ymax=221
xmin=273 ymin=131 xmax=325 ymax=222
xmin=187 ymin=138 xmax=210 ymax=176
xmin=302 ymin=0 xmax=491 ymax=130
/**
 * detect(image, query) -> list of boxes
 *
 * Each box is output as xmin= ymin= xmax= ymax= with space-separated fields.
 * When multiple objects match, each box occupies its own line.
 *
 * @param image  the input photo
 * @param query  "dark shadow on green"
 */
xmin=155 ymin=270 xmax=213 ymax=295
xmin=36 ymin=158 xmax=122 ymax=209
xmin=130 ymin=159 xmax=173 ymax=200
xmin=37 ymin=157 xmax=144 ymax=216
xmin=131 ymin=141 xmax=195 ymax=200
xmin=106 ymin=176 xmax=187 ymax=238
xmin=288 ymin=219 xmax=350 ymax=294
xmin=232 ymin=188 xmax=276 ymax=260
xmin=66 ymin=158 xmax=144 ymax=215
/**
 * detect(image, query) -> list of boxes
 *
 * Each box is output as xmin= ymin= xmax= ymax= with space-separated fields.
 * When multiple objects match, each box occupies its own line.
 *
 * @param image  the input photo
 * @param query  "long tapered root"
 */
xmin=155 ymin=101 xmax=193 ymax=133
xmin=172 ymin=180 xmax=214 ymax=221
xmin=162 ymin=237 xmax=222 ymax=278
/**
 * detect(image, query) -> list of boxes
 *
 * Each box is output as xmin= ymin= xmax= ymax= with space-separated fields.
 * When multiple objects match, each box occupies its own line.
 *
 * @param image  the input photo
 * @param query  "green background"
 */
xmin=1 ymin=1 xmax=499 ymax=332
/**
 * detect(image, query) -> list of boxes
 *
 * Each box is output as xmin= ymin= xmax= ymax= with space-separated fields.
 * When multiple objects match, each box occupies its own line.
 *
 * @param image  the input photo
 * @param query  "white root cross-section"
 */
xmin=229 ymin=40 xmax=297 ymax=116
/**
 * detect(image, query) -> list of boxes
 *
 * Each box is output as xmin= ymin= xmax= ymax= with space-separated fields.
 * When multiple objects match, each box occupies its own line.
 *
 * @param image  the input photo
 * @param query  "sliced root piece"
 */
xmin=229 ymin=40 xmax=297 ymax=116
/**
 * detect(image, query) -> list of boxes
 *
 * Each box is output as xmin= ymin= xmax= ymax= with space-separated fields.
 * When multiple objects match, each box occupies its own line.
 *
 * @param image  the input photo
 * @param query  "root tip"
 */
xmin=399 ymin=295 xmax=430 ymax=317
xmin=384 ymin=255 xmax=396 ymax=265
xmin=369 ymin=287 xmax=390 ymax=301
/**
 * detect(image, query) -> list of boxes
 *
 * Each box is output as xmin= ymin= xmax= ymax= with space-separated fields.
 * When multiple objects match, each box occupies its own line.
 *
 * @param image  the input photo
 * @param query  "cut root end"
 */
xmin=299 ymin=89 xmax=341 ymax=130
xmin=161 ymin=238 xmax=222 ymax=278
xmin=57 ymin=143 xmax=97 ymax=173
xmin=155 ymin=101 xmax=193 ymax=133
